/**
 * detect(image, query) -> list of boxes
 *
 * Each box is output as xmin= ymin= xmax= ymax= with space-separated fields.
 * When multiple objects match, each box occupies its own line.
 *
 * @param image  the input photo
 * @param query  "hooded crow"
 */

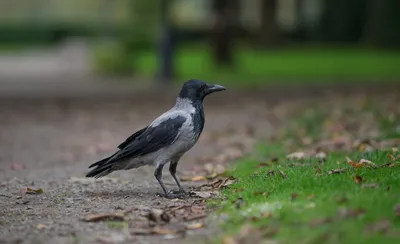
xmin=86 ymin=79 xmax=226 ymax=198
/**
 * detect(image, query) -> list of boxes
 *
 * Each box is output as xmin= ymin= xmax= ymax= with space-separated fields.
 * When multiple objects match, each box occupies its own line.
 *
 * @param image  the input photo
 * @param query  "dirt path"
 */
xmin=1 ymin=82 xmax=399 ymax=244
xmin=0 ymin=92 xmax=274 ymax=244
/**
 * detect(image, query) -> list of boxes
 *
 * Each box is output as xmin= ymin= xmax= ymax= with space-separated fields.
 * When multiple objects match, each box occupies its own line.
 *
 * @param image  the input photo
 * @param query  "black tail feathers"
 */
xmin=86 ymin=154 xmax=115 ymax=178
xmin=88 ymin=155 xmax=113 ymax=168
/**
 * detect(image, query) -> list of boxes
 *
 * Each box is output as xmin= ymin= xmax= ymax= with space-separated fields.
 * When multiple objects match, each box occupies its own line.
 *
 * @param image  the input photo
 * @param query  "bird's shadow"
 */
xmin=83 ymin=187 xmax=199 ymax=201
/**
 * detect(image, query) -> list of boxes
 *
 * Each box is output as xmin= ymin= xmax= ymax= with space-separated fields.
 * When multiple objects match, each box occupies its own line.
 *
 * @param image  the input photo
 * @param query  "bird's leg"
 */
xmin=154 ymin=164 xmax=168 ymax=195
xmin=169 ymin=161 xmax=186 ymax=195
xmin=154 ymin=163 xmax=184 ymax=199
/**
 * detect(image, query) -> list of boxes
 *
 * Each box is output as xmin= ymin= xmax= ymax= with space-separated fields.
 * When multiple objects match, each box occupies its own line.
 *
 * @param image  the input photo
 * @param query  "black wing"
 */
xmin=87 ymin=126 xmax=147 ymax=169
xmin=118 ymin=126 xmax=148 ymax=149
xmin=107 ymin=115 xmax=186 ymax=164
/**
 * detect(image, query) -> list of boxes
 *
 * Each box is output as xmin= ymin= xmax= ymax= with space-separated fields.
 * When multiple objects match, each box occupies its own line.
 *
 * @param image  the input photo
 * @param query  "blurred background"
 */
xmin=1 ymin=1 xmax=400 ymax=243
xmin=0 ymin=0 xmax=399 ymax=87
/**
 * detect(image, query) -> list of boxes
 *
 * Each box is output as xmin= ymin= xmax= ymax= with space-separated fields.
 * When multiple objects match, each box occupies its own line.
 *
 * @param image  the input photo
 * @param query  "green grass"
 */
xmin=136 ymin=46 xmax=400 ymax=85
xmin=214 ymin=144 xmax=400 ymax=244
xmin=0 ymin=43 xmax=43 ymax=52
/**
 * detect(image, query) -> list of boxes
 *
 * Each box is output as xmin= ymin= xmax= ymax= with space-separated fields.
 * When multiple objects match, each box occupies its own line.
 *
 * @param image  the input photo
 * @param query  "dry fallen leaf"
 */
xmin=354 ymin=175 xmax=363 ymax=184
xmin=188 ymin=191 xmax=217 ymax=199
xmin=82 ymin=212 xmax=125 ymax=222
xmin=291 ymin=193 xmax=298 ymax=201
xmin=328 ymin=168 xmax=347 ymax=175
xmin=221 ymin=177 xmax=237 ymax=188
xmin=338 ymin=208 xmax=366 ymax=219
xmin=359 ymin=159 xmax=378 ymax=168
xmin=288 ymin=162 xmax=310 ymax=167
xmin=180 ymin=175 xmax=207 ymax=182
xmin=182 ymin=163 xmax=229 ymax=182
xmin=151 ymin=224 xmax=186 ymax=235
xmin=279 ymin=170 xmax=287 ymax=179
xmin=20 ymin=187 xmax=44 ymax=195
xmin=387 ymin=154 xmax=396 ymax=161
xmin=307 ymin=194 xmax=315 ymax=200
xmin=147 ymin=209 xmax=170 ymax=224
xmin=346 ymin=156 xmax=377 ymax=168
xmin=256 ymin=162 xmax=271 ymax=168
xmin=166 ymin=202 xmax=207 ymax=222
xmin=346 ymin=156 xmax=356 ymax=166
xmin=314 ymin=151 xmax=327 ymax=162
xmin=197 ymin=177 xmax=237 ymax=190
xmin=361 ymin=183 xmax=379 ymax=189
xmin=184 ymin=212 xmax=207 ymax=221
xmin=380 ymin=162 xmax=398 ymax=168
xmin=128 ymin=217 xmax=186 ymax=235
xmin=286 ymin=152 xmax=306 ymax=160
xmin=185 ymin=222 xmax=205 ymax=230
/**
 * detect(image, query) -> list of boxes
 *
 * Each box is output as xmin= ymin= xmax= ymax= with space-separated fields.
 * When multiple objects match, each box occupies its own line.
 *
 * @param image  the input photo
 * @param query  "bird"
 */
xmin=85 ymin=79 xmax=226 ymax=199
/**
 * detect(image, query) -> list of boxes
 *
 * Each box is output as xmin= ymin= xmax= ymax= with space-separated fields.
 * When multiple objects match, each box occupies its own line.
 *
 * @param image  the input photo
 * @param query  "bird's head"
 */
xmin=178 ymin=79 xmax=226 ymax=101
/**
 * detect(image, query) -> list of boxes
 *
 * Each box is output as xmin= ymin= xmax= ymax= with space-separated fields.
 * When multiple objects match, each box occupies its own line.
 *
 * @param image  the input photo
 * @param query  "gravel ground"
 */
xmin=0 ymin=90 xmax=274 ymax=244
xmin=1 ymin=82 xmax=399 ymax=244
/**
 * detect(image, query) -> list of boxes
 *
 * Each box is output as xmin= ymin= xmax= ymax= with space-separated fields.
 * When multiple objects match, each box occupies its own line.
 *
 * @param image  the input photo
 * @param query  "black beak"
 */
xmin=205 ymin=84 xmax=226 ymax=94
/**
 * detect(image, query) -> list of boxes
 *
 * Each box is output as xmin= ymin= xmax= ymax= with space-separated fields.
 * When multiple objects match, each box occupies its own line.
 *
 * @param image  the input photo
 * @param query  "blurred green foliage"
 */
xmin=0 ymin=23 xmax=96 ymax=45
xmin=92 ymin=0 xmax=161 ymax=75
xmin=1 ymin=0 xmax=400 ymax=78
xmin=91 ymin=41 xmax=133 ymax=76
xmin=135 ymin=45 xmax=400 ymax=84
xmin=120 ymin=0 xmax=160 ymax=51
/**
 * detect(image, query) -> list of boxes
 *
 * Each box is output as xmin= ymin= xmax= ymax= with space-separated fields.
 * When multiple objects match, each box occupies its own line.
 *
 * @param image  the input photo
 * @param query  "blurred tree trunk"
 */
xmin=211 ymin=0 xmax=239 ymax=67
xmin=294 ymin=0 xmax=306 ymax=39
xmin=259 ymin=0 xmax=280 ymax=48
xmin=363 ymin=0 xmax=400 ymax=48
xmin=159 ymin=0 xmax=174 ymax=82
xmin=318 ymin=0 xmax=367 ymax=43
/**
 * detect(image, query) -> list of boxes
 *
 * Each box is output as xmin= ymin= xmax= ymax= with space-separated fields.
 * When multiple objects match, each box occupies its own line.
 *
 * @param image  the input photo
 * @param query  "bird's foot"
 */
xmin=156 ymin=189 xmax=186 ymax=199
